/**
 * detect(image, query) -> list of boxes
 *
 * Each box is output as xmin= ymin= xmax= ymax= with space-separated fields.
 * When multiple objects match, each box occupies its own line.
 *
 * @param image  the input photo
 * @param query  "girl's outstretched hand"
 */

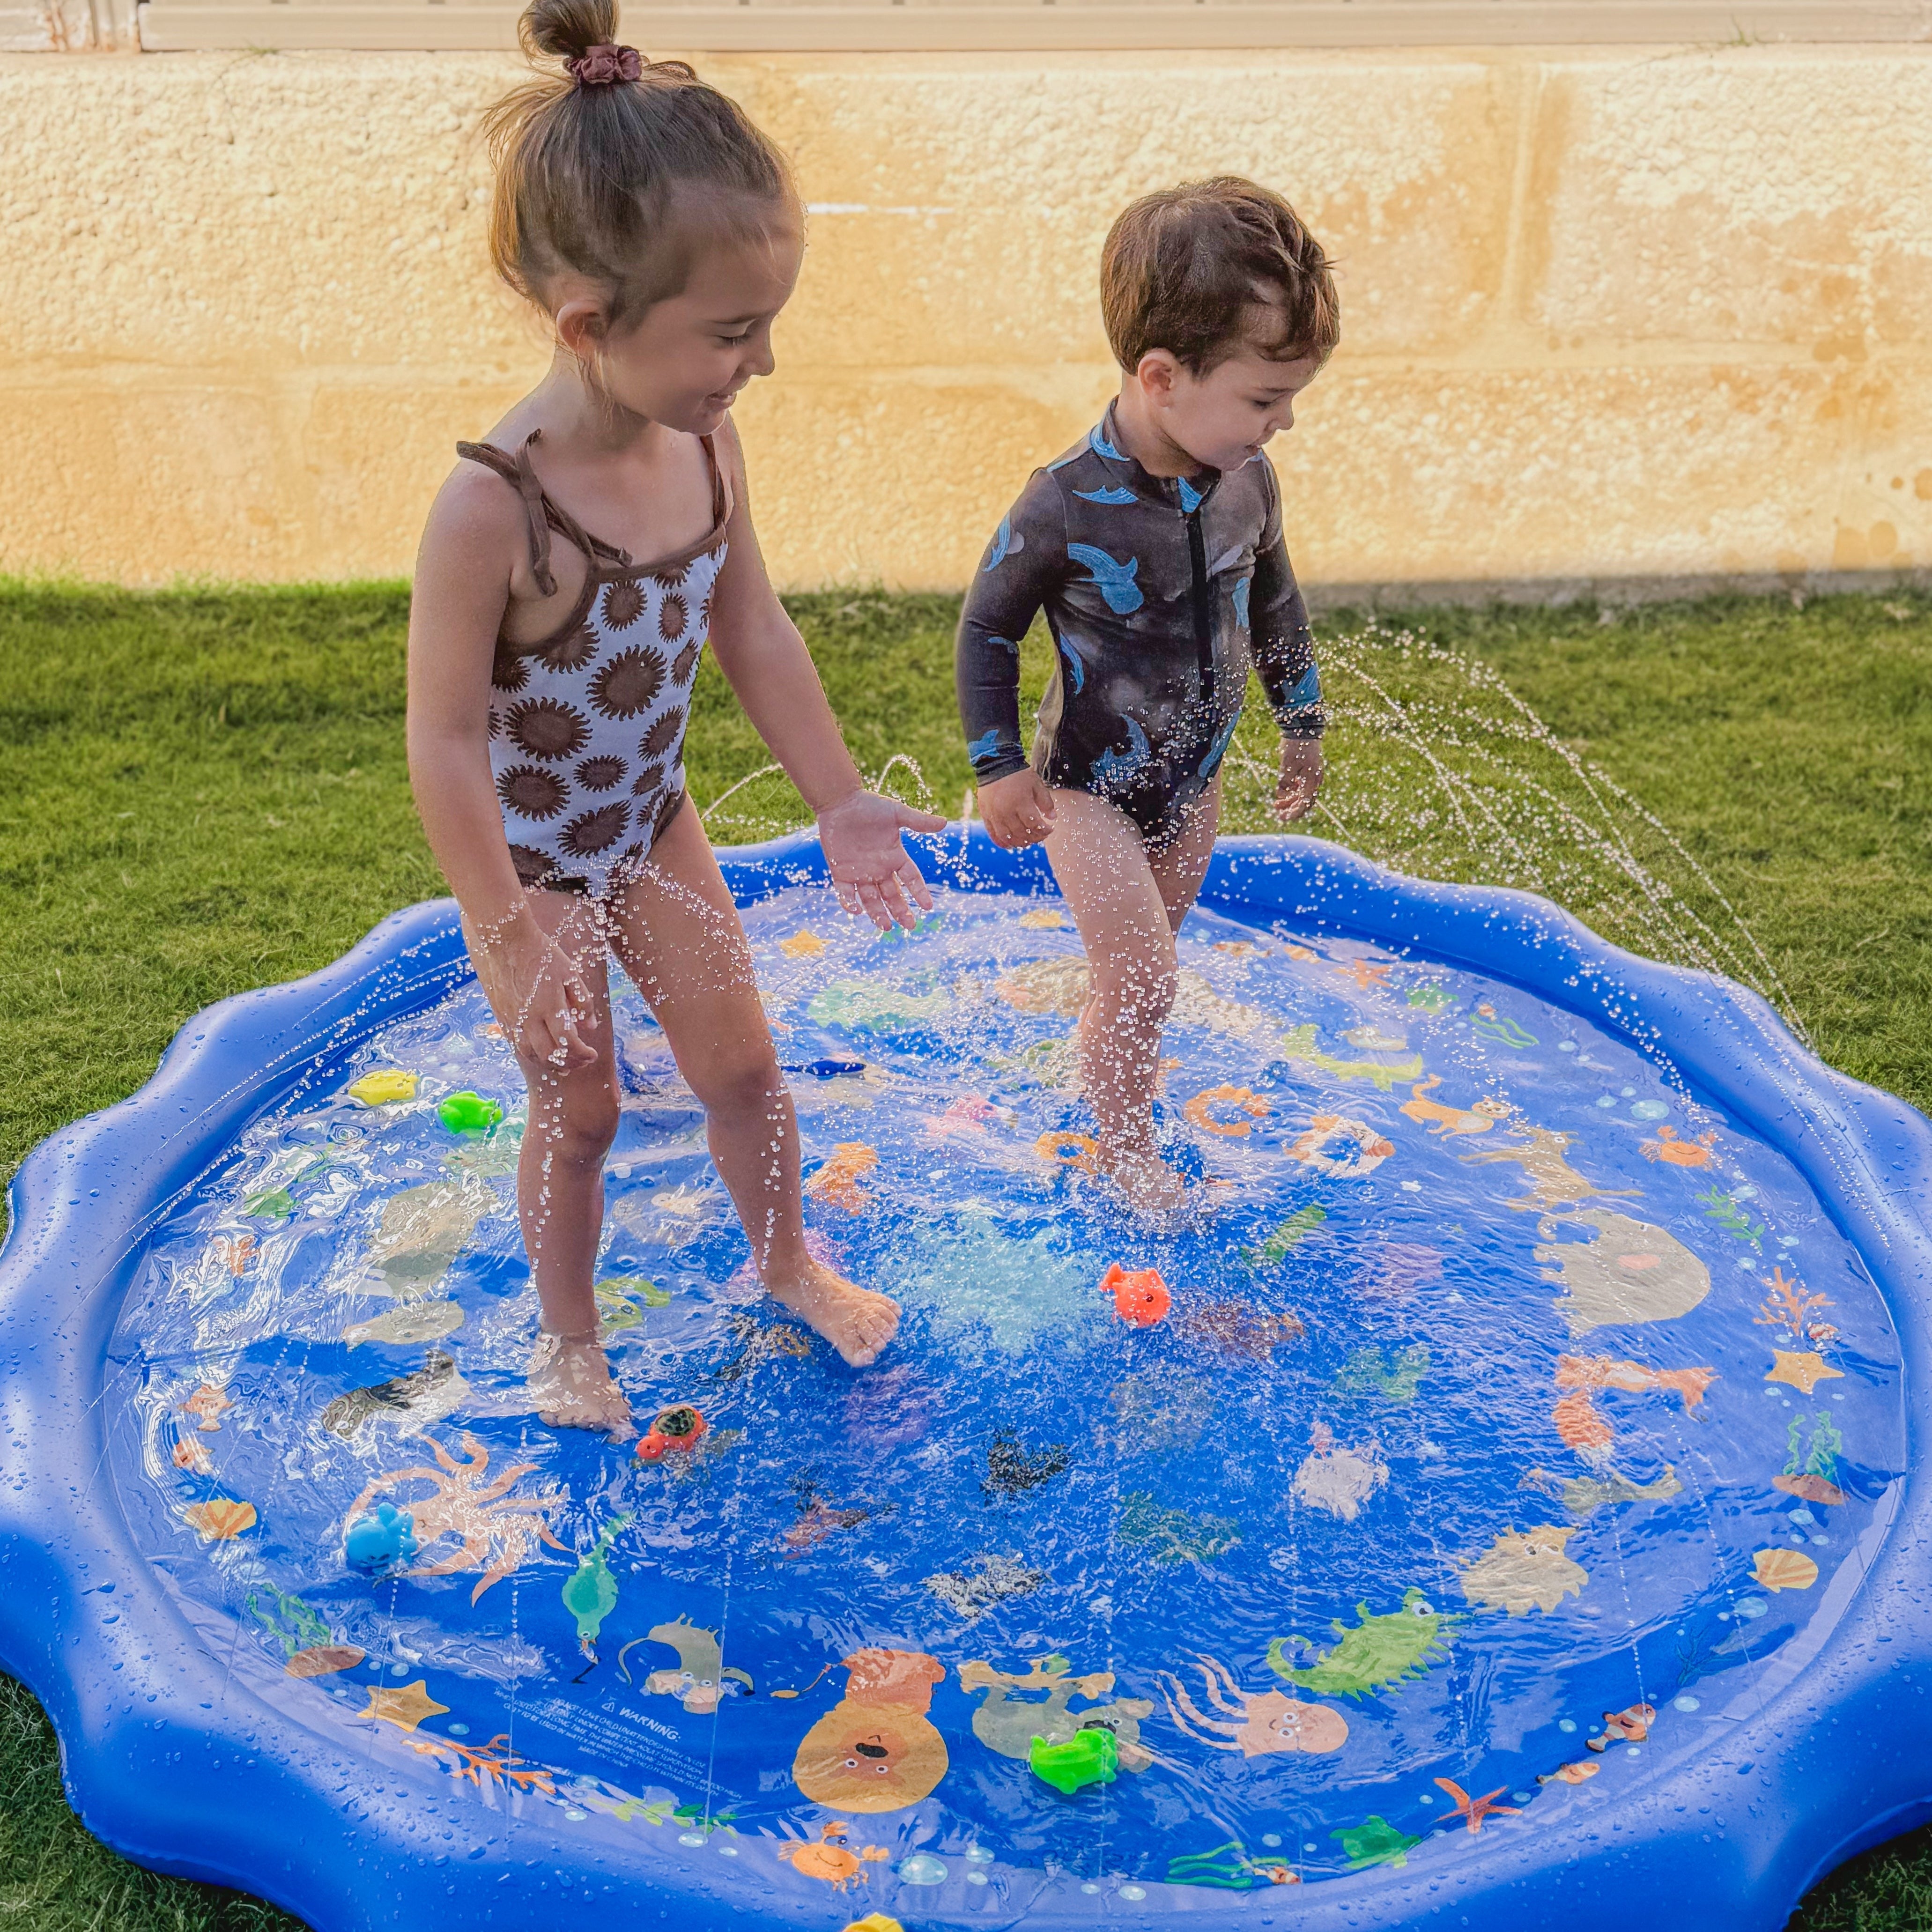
xmin=818 ymin=789 xmax=950 ymax=931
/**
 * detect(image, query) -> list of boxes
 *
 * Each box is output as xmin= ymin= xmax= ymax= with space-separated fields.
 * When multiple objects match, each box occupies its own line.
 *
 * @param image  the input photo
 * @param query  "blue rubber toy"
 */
xmin=344 ymin=1502 xmax=417 ymax=1574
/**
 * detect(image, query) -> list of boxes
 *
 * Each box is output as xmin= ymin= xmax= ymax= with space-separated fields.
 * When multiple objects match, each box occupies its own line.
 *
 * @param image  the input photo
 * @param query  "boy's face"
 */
xmin=1151 ymin=340 xmax=1324 ymax=476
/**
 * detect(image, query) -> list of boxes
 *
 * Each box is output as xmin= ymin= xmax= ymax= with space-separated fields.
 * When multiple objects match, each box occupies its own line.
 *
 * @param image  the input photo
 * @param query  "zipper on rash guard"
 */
xmin=1185 ymin=504 xmax=1214 ymax=705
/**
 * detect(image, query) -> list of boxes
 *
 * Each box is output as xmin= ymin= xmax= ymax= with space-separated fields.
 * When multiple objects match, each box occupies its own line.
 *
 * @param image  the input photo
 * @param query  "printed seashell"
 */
xmin=184 ymin=1498 xmax=258 ymax=1541
xmin=1751 ymin=1547 xmax=1820 ymax=1593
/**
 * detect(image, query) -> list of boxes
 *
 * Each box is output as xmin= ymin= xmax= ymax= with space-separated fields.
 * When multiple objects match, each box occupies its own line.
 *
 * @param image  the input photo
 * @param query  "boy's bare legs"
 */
xmin=1044 ymin=780 xmax=1221 ymax=1211
xmin=607 ymin=800 xmax=899 ymax=1367
xmin=493 ymin=890 xmax=634 ymax=1436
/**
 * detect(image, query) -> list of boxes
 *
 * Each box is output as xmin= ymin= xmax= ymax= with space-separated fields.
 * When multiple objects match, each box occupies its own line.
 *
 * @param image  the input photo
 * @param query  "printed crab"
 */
xmin=346 ymin=1431 xmax=565 ymax=1603
xmin=776 ymin=1821 xmax=888 ymax=1891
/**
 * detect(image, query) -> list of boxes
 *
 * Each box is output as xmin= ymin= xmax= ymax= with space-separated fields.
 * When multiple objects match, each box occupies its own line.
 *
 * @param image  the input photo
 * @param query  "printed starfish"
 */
xmin=1434 ymin=1777 xmax=1519 ymax=1833
xmin=1334 ymin=960 xmax=1392 ymax=990
xmin=363 ymin=1680 xmax=450 ymax=1733
xmin=780 ymin=930 xmax=828 ymax=958
xmin=1766 ymin=1350 xmax=1844 ymax=1395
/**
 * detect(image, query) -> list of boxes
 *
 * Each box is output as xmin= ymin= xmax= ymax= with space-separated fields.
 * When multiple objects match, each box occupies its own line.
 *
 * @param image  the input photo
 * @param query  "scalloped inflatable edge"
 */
xmin=0 ymin=826 xmax=1925 ymax=1932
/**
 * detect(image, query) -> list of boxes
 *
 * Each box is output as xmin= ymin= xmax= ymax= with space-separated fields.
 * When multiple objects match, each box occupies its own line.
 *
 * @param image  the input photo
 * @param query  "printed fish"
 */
xmin=1277 ymin=1025 xmax=1423 ymax=1091
xmin=806 ymin=1143 xmax=878 ymax=1211
xmin=924 ymin=1554 xmax=1047 ymax=1620
xmin=320 ymin=1350 xmax=469 ymax=1440
xmin=342 ymin=1301 xmax=466 ymax=1349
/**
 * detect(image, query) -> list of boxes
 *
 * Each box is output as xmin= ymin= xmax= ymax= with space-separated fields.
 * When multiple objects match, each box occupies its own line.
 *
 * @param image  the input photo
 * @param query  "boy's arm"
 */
xmin=1249 ymin=465 xmax=1325 ymax=737
xmin=956 ymin=472 xmax=1063 ymax=845
xmin=703 ymin=418 xmax=947 ymax=927
xmin=1248 ymin=464 xmax=1325 ymax=821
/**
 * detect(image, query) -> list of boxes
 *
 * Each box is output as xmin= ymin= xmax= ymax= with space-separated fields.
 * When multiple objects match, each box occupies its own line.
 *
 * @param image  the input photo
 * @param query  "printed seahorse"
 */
xmin=562 ymin=1514 xmax=629 ymax=1659
xmin=1278 ymin=1024 xmax=1424 ymax=1092
xmin=1066 ymin=542 xmax=1145 ymax=614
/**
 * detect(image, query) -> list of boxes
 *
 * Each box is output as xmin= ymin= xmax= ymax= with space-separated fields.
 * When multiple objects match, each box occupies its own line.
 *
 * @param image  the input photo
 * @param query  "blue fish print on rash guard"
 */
xmin=983 ymin=516 xmax=1024 ymax=570
xmin=1058 ymin=630 xmax=1099 ymax=695
xmin=1066 ymin=543 xmax=1145 ymax=616
xmin=955 ymin=400 xmax=1326 ymax=848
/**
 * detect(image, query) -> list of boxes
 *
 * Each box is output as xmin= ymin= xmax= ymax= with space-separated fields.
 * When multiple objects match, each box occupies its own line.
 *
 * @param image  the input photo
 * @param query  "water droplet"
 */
xmin=898 ymin=1854 xmax=947 ymax=1885
xmin=964 ymin=1845 xmax=995 ymax=1863
xmin=1674 ymin=1695 xmax=1701 ymax=1712
xmin=678 ymin=1832 xmax=706 ymax=1847
xmin=564 ymin=1808 xmax=586 ymax=1821
xmin=1260 ymin=1834 xmax=1281 ymax=1848
xmin=1121 ymin=1887 xmax=1147 ymax=1902
xmin=965 ymin=1871 xmax=989 ymax=1887
xmin=1559 ymin=1718 xmax=1577 ymax=1732
xmin=1081 ymin=1883 xmax=1101 ymax=1895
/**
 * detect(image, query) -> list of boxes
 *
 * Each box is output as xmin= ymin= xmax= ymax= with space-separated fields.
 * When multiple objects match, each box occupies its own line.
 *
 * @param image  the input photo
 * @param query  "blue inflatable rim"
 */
xmin=1 ymin=824 xmax=1928 ymax=1932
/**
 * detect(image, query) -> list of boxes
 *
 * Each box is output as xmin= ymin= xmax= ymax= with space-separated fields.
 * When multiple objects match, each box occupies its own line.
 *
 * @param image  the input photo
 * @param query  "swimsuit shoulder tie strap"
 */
xmin=454 ymin=430 xmax=628 ymax=597
xmin=700 ymin=432 xmax=736 ymax=535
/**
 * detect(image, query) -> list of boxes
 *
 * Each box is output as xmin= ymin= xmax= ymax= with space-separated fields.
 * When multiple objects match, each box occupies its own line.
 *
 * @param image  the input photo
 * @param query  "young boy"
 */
xmin=955 ymin=177 xmax=1337 ymax=1210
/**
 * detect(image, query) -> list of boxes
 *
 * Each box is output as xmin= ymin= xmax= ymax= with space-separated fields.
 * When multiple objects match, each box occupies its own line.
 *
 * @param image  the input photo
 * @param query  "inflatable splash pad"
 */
xmin=2 ymin=829 xmax=1929 ymax=1932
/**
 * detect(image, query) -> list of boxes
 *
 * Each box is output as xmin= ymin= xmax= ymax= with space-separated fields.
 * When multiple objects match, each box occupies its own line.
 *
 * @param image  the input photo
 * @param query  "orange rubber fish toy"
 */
xmin=1100 ymin=1264 xmax=1171 ymax=1327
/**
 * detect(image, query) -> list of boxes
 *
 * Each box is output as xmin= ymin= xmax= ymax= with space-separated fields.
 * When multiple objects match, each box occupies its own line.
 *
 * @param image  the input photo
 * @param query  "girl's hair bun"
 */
xmin=520 ymin=0 xmax=620 ymax=63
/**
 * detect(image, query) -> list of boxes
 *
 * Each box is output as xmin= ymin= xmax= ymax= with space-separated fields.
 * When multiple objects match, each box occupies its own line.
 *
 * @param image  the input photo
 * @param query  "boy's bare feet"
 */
xmin=529 ymin=1330 xmax=633 ymax=1440
xmin=1099 ymin=1140 xmax=1188 ymax=1214
xmin=767 ymin=1257 xmax=900 ymax=1367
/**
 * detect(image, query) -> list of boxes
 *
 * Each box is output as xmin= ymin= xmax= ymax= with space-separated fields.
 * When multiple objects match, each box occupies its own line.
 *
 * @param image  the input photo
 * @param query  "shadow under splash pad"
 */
xmin=1 ymin=829 xmax=1928 ymax=1932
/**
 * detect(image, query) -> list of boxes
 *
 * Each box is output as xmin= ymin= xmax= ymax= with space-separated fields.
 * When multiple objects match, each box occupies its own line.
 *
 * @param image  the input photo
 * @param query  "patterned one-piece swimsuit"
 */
xmin=457 ymin=429 xmax=733 ymax=896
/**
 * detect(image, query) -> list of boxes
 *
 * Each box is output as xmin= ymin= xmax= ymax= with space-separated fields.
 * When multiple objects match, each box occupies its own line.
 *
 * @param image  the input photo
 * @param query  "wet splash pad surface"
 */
xmin=3 ymin=831 xmax=1929 ymax=1932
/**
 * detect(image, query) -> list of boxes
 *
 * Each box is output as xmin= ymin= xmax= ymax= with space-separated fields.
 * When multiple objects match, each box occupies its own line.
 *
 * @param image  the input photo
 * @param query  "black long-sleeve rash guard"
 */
xmin=954 ymin=401 xmax=1326 ymax=847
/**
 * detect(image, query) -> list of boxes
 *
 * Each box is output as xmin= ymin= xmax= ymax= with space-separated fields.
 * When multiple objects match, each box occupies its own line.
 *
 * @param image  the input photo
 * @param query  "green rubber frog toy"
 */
xmin=437 ymin=1091 xmax=503 ymax=1137
xmin=1029 ymin=1727 xmax=1118 ymax=1794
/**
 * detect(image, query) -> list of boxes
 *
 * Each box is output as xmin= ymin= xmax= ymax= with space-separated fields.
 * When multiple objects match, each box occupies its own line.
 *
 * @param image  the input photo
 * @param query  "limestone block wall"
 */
xmin=3 ymin=44 xmax=1930 ymax=592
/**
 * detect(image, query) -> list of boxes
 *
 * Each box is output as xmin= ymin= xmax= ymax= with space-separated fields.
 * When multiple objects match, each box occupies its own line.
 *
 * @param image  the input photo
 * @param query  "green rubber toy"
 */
xmin=1029 ymin=1727 xmax=1118 ymax=1794
xmin=437 ymin=1091 xmax=503 ymax=1137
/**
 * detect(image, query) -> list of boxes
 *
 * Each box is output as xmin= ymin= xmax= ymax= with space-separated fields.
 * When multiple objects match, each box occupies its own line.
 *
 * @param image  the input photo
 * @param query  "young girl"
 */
xmin=407 ymin=0 xmax=945 ymax=1436
xmin=957 ymin=180 xmax=1337 ymax=1210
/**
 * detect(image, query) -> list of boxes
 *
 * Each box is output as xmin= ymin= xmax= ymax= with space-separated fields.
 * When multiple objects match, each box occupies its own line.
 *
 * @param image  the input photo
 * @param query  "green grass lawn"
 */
xmin=0 ymin=581 xmax=1928 ymax=1926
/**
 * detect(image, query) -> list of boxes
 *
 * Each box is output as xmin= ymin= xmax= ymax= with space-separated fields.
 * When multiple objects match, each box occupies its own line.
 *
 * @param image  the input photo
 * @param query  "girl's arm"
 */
xmin=406 ymin=467 xmax=594 ymax=1064
xmin=705 ymin=420 xmax=946 ymax=929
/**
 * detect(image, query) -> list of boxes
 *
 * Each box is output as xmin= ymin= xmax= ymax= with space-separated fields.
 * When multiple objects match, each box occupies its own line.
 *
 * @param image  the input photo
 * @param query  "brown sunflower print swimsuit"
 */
xmin=457 ymin=429 xmax=733 ymax=897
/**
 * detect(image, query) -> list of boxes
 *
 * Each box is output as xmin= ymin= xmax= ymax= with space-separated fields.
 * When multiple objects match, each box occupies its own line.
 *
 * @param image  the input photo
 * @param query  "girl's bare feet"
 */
xmin=529 ymin=1330 xmax=633 ymax=1440
xmin=1099 ymin=1140 xmax=1188 ymax=1214
xmin=767 ymin=1258 xmax=900 ymax=1367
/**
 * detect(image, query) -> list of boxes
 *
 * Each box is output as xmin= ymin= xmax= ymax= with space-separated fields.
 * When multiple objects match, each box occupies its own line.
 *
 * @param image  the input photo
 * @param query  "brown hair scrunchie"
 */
xmin=567 ymin=43 xmax=643 ymax=85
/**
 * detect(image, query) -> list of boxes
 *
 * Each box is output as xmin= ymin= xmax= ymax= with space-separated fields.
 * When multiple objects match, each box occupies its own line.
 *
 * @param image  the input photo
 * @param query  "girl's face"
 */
xmin=570 ymin=212 xmax=804 ymax=435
